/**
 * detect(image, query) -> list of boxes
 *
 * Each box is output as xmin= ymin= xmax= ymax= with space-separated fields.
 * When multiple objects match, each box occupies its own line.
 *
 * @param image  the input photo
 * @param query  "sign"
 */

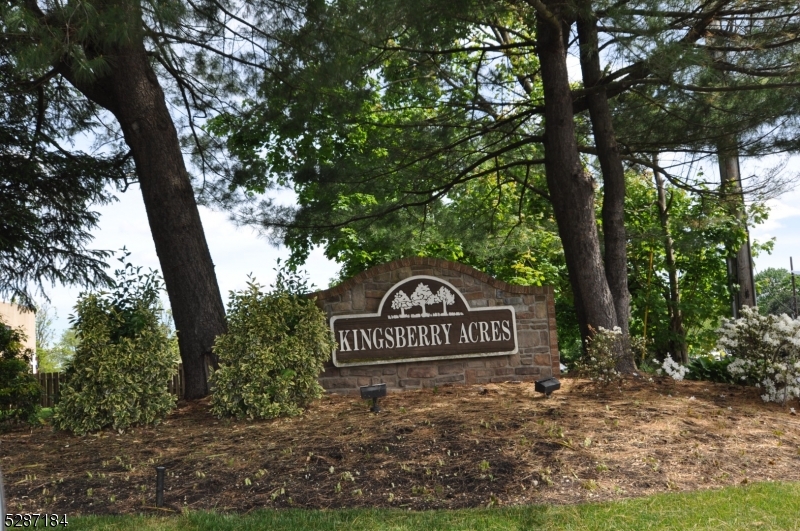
xmin=330 ymin=275 xmax=517 ymax=366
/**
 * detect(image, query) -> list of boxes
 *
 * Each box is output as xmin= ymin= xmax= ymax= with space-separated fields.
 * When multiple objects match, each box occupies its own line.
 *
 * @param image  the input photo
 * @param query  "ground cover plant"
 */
xmin=2 ymin=377 xmax=800 ymax=516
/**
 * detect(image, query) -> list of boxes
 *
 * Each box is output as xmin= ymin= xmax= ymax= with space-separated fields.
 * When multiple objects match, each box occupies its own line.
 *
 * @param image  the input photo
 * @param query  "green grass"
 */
xmin=46 ymin=482 xmax=800 ymax=530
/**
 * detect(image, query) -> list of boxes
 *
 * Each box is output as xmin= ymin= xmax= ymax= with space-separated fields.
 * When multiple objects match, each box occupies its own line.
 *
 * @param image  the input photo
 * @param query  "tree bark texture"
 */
xmin=535 ymin=5 xmax=620 ymax=353
xmin=60 ymin=34 xmax=227 ymax=399
xmin=718 ymin=146 xmax=756 ymax=316
xmin=576 ymin=8 xmax=635 ymax=372
xmin=653 ymin=157 xmax=688 ymax=364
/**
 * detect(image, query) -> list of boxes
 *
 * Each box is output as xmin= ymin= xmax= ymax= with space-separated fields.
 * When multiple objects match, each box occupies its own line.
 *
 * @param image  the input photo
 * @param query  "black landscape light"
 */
xmin=360 ymin=383 xmax=387 ymax=413
xmin=156 ymin=466 xmax=166 ymax=507
xmin=535 ymin=377 xmax=561 ymax=397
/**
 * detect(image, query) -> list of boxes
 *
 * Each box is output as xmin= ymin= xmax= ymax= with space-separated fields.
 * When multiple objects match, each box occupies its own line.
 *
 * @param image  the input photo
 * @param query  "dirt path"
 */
xmin=2 ymin=377 xmax=800 ymax=515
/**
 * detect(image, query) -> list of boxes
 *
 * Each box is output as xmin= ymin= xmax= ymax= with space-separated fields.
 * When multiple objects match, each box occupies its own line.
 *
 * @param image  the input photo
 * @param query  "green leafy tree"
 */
xmin=625 ymin=171 xmax=761 ymax=358
xmin=37 ymin=329 xmax=80 ymax=373
xmin=755 ymin=268 xmax=796 ymax=317
xmin=53 ymin=255 xmax=176 ymax=434
xmin=209 ymin=0 xmax=800 ymax=372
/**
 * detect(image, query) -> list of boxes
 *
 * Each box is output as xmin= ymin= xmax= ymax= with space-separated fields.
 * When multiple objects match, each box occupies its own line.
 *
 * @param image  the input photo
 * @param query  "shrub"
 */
xmin=0 ymin=323 xmax=41 ymax=425
xmin=717 ymin=306 xmax=800 ymax=404
xmin=53 ymin=255 xmax=176 ymax=434
xmin=211 ymin=272 xmax=335 ymax=420
xmin=574 ymin=326 xmax=623 ymax=386
xmin=686 ymin=355 xmax=736 ymax=384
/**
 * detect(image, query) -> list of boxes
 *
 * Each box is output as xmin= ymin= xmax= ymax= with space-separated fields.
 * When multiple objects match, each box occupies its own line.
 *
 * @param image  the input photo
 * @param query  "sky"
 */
xmin=39 ymin=188 xmax=341 ymax=337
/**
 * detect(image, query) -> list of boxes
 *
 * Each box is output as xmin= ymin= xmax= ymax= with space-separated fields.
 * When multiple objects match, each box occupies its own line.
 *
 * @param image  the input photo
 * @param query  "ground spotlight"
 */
xmin=535 ymin=377 xmax=561 ymax=397
xmin=360 ymin=383 xmax=387 ymax=413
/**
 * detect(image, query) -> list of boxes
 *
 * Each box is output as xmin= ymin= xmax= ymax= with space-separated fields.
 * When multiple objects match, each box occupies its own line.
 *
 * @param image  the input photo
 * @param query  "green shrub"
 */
xmin=686 ymin=355 xmax=736 ymax=384
xmin=0 ymin=323 xmax=41 ymax=425
xmin=211 ymin=272 xmax=335 ymax=420
xmin=53 ymin=254 xmax=176 ymax=434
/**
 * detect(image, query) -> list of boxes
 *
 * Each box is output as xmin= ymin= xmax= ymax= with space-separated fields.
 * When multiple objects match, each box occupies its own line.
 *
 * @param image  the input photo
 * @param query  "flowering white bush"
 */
xmin=659 ymin=355 xmax=689 ymax=381
xmin=717 ymin=306 xmax=800 ymax=404
xmin=576 ymin=326 xmax=623 ymax=386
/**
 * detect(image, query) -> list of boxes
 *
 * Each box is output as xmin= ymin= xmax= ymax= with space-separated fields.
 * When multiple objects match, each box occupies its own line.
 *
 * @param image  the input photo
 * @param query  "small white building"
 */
xmin=0 ymin=302 xmax=37 ymax=370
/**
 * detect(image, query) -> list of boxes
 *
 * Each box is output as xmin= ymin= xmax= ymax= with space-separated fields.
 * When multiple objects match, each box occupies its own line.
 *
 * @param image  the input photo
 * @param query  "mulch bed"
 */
xmin=2 ymin=376 xmax=800 ymax=515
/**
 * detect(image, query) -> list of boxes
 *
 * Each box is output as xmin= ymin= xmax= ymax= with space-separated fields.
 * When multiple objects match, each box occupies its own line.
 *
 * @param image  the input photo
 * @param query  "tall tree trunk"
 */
xmin=576 ymin=6 xmax=635 ymax=372
xmin=718 ymin=144 xmax=756 ymax=316
xmin=653 ymin=156 xmax=688 ymax=364
xmin=708 ymin=20 xmax=756 ymax=316
xmin=535 ymin=3 xmax=621 ymax=359
xmin=58 ymin=34 xmax=227 ymax=399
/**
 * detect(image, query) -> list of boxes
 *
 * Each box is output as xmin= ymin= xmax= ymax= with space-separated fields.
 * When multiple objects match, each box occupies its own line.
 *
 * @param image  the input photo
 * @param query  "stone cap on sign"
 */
xmin=312 ymin=257 xmax=554 ymax=302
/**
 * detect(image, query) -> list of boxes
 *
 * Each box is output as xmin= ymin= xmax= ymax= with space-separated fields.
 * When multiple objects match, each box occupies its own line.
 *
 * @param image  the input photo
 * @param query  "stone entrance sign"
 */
xmin=331 ymin=276 xmax=517 ymax=366
xmin=313 ymin=258 xmax=559 ymax=393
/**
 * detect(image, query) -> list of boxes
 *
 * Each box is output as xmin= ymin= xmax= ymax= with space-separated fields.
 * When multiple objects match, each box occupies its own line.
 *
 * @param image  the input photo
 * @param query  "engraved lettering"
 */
xmin=338 ymin=330 xmax=351 ymax=351
xmin=430 ymin=324 xmax=442 ymax=346
xmin=360 ymin=329 xmax=372 ymax=350
xmin=395 ymin=326 xmax=406 ymax=348
xmin=407 ymin=326 xmax=417 ymax=347
xmin=441 ymin=323 xmax=452 ymax=345
xmin=501 ymin=320 xmax=511 ymax=341
xmin=385 ymin=327 xmax=395 ymax=348
xmin=491 ymin=321 xmax=501 ymax=342
xmin=479 ymin=321 xmax=490 ymax=342
xmin=418 ymin=325 xmax=430 ymax=346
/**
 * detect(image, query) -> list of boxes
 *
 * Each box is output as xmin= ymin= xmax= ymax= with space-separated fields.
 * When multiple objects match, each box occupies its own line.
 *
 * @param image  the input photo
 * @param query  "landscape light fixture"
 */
xmin=535 ymin=377 xmax=561 ymax=397
xmin=155 ymin=466 xmax=166 ymax=507
xmin=360 ymin=383 xmax=387 ymax=413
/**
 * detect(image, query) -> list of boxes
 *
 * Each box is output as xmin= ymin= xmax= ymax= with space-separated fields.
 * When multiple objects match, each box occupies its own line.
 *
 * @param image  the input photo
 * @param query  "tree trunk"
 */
xmin=653 ymin=156 xmax=688 ymax=364
xmin=708 ymin=20 xmax=756 ymax=317
xmin=718 ymin=144 xmax=756 ymax=316
xmin=59 ymin=35 xmax=227 ymax=399
xmin=576 ymin=7 xmax=635 ymax=372
xmin=535 ymin=4 xmax=621 ymax=358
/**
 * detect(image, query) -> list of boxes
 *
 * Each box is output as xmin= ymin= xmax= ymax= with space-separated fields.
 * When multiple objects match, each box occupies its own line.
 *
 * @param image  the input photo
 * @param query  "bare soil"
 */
xmin=3 ymin=376 xmax=800 ymax=515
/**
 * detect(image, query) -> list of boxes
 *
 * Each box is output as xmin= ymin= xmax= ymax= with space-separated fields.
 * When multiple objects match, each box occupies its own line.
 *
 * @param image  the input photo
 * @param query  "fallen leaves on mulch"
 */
xmin=2 ymin=376 xmax=800 ymax=515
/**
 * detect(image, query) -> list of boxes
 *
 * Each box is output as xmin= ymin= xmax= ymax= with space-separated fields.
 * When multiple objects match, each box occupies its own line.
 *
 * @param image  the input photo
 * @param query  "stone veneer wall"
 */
xmin=312 ymin=258 xmax=559 ymax=393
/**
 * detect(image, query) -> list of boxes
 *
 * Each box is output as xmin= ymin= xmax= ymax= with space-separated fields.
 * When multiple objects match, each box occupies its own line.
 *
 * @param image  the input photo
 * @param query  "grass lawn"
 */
xmin=62 ymin=481 xmax=800 ymax=530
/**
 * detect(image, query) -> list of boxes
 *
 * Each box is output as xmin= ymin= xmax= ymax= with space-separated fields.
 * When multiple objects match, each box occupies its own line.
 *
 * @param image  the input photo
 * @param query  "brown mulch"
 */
xmin=2 ymin=376 xmax=800 ymax=515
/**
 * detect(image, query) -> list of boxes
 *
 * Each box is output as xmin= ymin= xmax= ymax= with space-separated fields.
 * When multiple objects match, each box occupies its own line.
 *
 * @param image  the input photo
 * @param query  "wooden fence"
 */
xmin=36 ymin=365 xmax=186 ymax=408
